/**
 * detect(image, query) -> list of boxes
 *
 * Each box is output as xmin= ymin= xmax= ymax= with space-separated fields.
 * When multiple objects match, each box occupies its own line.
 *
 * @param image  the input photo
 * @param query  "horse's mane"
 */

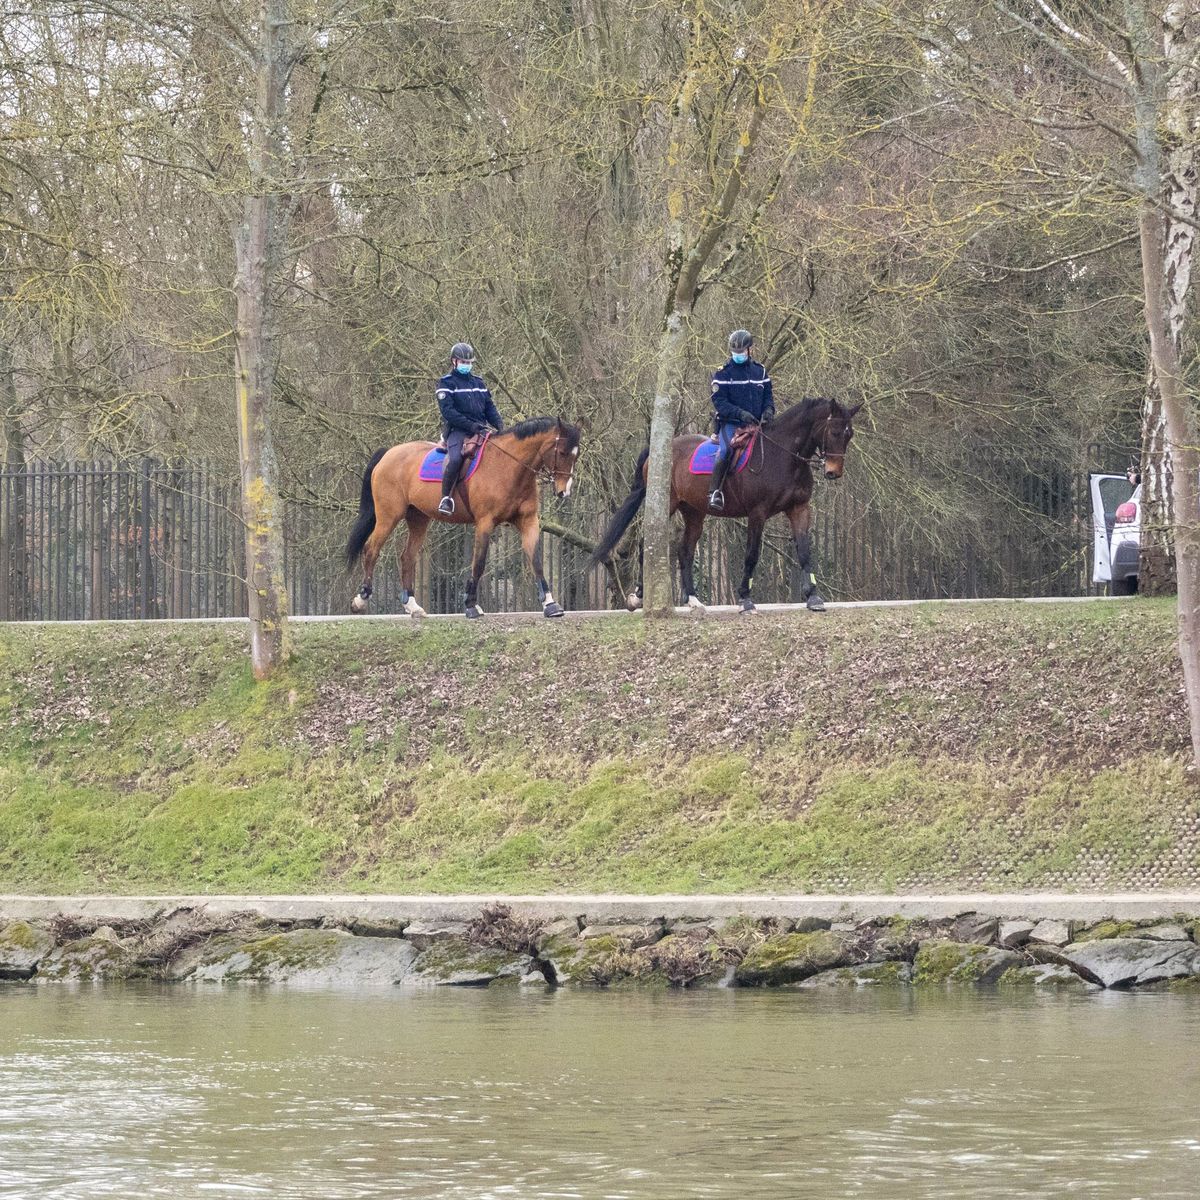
xmin=507 ymin=416 xmax=582 ymax=448
xmin=774 ymin=396 xmax=836 ymax=429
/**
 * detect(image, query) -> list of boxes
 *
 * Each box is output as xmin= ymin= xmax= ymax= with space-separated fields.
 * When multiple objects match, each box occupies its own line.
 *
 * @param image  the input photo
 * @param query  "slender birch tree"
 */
xmin=908 ymin=0 xmax=1200 ymax=758
xmin=1136 ymin=3 xmax=1198 ymax=595
xmin=229 ymin=0 xmax=296 ymax=678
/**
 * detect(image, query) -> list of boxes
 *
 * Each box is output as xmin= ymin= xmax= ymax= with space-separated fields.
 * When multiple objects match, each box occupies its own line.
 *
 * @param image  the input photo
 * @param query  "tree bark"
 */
xmin=642 ymin=45 xmax=702 ymax=616
xmin=1128 ymin=0 xmax=1200 ymax=762
xmin=643 ymin=46 xmax=771 ymax=615
xmin=1139 ymin=383 xmax=1174 ymax=593
xmin=234 ymin=0 xmax=292 ymax=678
xmin=0 ymin=337 xmax=27 ymax=620
xmin=1138 ymin=3 xmax=1199 ymax=596
xmin=644 ymin=309 xmax=688 ymax=614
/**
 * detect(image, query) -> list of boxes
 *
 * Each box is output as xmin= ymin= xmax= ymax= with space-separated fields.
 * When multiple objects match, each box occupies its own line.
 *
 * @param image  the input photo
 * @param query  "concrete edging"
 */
xmin=0 ymin=594 xmax=1129 ymax=628
xmin=3 ymin=893 xmax=1198 ymax=925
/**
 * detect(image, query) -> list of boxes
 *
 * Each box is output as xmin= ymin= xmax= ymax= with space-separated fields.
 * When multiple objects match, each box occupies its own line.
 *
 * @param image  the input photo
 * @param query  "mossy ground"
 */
xmin=0 ymin=599 xmax=1195 ymax=894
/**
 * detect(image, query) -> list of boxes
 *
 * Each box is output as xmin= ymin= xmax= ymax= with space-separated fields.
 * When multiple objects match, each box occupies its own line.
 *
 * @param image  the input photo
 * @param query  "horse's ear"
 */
xmin=847 ymin=402 xmax=864 ymax=418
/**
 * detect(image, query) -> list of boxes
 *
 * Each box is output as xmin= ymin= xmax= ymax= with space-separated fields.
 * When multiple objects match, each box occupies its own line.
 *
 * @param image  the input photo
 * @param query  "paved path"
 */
xmin=2 ymin=594 xmax=1125 ymax=628
xmin=2 ymin=892 xmax=1195 ymax=924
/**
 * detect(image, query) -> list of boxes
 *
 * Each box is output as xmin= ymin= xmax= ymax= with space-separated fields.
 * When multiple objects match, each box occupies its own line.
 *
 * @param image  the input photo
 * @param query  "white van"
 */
xmin=1089 ymin=473 xmax=1139 ymax=595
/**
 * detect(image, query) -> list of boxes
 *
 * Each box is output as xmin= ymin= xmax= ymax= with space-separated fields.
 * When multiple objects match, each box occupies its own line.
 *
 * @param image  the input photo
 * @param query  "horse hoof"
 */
xmin=465 ymin=605 xmax=484 ymax=620
xmin=350 ymin=594 xmax=368 ymax=614
xmin=806 ymin=594 xmax=826 ymax=613
xmin=544 ymin=601 xmax=565 ymax=618
xmin=626 ymin=592 xmax=643 ymax=612
xmin=686 ymin=595 xmax=706 ymax=614
xmin=739 ymin=599 xmax=758 ymax=615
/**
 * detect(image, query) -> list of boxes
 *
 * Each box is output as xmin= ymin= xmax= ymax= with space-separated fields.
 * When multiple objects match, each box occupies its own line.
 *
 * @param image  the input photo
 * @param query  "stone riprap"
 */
xmin=3 ymin=903 xmax=1200 ymax=991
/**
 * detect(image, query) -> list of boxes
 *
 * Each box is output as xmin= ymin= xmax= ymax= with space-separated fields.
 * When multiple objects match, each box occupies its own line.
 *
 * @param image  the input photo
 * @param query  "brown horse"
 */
xmin=345 ymin=417 xmax=582 ymax=618
xmin=592 ymin=397 xmax=861 ymax=613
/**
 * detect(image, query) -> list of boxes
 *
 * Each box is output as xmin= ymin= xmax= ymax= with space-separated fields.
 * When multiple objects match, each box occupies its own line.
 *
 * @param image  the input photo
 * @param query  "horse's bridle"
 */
xmin=487 ymin=429 xmax=577 ymax=492
xmin=758 ymin=427 xmax=830 ymax=468
xmin=541 ymin=433 xmax=578 ymax=494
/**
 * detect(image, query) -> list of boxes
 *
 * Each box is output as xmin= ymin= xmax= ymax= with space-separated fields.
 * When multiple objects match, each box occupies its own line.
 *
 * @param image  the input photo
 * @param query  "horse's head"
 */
xmin=506 ymin=417 xmax=582 ymax=499
xmin=544 ymin=418 xmax=582 ymax=500
xmin=814 ymin=398 xmax=862 ymax=480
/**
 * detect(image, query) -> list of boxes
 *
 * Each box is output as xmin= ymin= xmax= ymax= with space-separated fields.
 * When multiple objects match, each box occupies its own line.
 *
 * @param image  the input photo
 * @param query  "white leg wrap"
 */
xmin=404 ymin=596 xmax=427 ymax=617
xmin=542 ymin=591 xmax=555 ymax=609
xmin=687 ymin=595 xmax=705 ymax=611
xmin=626 ymin=591 xmax=642 ymax=612
xmin=350 ymin=594 xmax=368 ymax=613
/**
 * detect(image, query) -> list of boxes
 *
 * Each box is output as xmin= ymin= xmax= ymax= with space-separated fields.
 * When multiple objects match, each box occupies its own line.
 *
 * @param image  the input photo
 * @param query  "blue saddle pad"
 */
xmin=688 ymin=433 xmax=756 ymax=476
xmin=418 ymin=439 xmax=487 ymax=483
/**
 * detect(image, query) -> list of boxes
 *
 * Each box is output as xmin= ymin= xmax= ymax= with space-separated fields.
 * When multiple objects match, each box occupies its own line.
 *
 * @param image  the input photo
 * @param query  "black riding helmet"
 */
xmin=728 ymin=329 xmax=753 ymax=352
xmin=450 ymin=341 xmax=475 ymax=363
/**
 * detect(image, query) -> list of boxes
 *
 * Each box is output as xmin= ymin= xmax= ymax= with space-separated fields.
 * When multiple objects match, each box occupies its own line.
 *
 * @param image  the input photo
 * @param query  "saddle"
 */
xmin=435 ymin=432 xmax=485 ymax=457
xmin=708 ymin=423 xmax=758 ymax=449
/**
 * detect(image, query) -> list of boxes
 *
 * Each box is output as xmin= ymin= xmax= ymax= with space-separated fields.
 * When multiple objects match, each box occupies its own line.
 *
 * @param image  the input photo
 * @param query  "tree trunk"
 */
xmin=1139 ymin=385 xmax=1175 ymax=593
xmin=0 ymin=337 xmax=27 ymax=620
xmin=234 ymin=0 xmax=291 ymax=679
xmin=1139 ymin=205 xmax=1200 ymax=762
xmin=642 ymin=46 xmax=702 ymax=617
xmin=644 ymin=308 xmax=688 ymax=614
xmin=643 ymin=43 xmax=771 ymax=615
xmin=1129 ymin=0 xmax=1200 ymax=762
xmin=1138 ymin=4 xmax=1198 ymax=596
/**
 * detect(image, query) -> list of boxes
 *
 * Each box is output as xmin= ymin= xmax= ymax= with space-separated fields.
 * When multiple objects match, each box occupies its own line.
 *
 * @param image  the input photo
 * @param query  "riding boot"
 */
xmin=709 ymin=455 xmax=730 ymax=511
xmin=440 ymin=433 xmax=466 ymax=515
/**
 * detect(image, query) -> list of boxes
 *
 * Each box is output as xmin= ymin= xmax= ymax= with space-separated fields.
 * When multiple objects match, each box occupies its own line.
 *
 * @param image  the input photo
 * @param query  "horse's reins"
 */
xmin=747 ymin=425 xmax=830 ymax=473
xmin=474 ymin=430 xmax=574 ymax=488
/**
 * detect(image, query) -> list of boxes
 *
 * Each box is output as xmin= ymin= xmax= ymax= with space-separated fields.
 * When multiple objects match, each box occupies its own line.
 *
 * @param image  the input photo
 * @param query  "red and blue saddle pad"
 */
xmin=418 ymin=436 xmax=489 ymax=484
xmin=688 ymin=431 xmax=757 ymax=476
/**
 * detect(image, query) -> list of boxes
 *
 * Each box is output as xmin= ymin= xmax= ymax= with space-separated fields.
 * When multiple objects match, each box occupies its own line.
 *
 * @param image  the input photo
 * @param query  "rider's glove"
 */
xmin=737 ymin=409 xmax=756 ymax=424
xmin=761 ymin=409 xmax=775 ymax=426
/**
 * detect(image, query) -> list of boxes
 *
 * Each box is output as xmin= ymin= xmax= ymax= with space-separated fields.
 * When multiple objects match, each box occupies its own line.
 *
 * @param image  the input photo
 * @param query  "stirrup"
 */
xmin=708 ymin=489 xmax=724 ymax=511
xmin=438 ymin=495 xmax=455 ymax=515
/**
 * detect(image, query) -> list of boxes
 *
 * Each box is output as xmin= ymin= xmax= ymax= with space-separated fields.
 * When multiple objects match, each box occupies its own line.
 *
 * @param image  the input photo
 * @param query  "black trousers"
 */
xmin=441 ymin=429 xmax=468 ymax=499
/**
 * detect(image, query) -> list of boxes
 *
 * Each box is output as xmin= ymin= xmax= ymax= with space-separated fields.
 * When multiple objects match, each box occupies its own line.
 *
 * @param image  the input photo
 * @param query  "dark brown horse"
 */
xmin=592 ymin=397 xmax=861 ymax=613
xmin=345 ymin=417 xmax=582 ymax=618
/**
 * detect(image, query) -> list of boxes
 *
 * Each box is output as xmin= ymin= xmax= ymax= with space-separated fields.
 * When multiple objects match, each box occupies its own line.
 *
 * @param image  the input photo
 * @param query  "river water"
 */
xmin=1 ymin=985 xmax=1198 ymax=1199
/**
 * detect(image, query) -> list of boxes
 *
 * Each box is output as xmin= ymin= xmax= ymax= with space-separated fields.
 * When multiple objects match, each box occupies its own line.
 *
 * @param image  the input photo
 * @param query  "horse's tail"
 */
xmin=591 ymin=447 xmax=650 ymax=565
xmin=345 ymin=448 xmax=387 ymax=570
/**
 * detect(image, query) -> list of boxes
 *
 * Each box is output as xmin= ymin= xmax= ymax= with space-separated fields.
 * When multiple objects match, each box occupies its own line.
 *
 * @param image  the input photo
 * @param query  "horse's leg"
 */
xmin=516 ymin=512 xmax=565 ymax=617
xmin=397 ymin=510 xmax=430 ymax=617
xmin=350 ymin=502 xmax=401 ymax=613
xmin=787 ymin=503 xmax=826 ymax=612
xmin=464 ymin=516 xmax=497 ymax=619
xmin=737 ymin=515 xmax=765 ymax=615
xmin=678 ymin=506 xmax=706 ymax=611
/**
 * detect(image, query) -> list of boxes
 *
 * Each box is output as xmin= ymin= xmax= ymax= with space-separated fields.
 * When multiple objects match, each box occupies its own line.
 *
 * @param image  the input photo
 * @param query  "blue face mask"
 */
xmin=455 ymin=362 xmax=474 ymax=376
xmin=732 ymin=352 xmax=748 ymax=364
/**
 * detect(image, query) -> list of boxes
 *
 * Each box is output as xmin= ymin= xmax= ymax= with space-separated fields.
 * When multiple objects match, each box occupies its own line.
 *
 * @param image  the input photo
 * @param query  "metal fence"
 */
xmin=0 ymin=452 xmax=1101 ymax=621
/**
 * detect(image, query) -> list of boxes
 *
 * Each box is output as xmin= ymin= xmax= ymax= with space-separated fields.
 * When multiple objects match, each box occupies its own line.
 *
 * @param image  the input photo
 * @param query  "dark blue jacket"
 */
xmin=711 ymin=359 xmax=774 ymax=423
xmin=436 ymin=371 xmax=504 ymax=435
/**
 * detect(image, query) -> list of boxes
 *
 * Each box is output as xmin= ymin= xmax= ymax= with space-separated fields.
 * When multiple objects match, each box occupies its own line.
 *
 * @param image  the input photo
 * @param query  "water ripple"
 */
xmin=0 ymin=987 xmax=1198 ymax=1198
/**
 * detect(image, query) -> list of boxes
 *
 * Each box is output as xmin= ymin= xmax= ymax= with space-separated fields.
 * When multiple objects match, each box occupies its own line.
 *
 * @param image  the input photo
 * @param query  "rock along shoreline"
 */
xmin=3 ymin=897 xmax=1200 ymax=991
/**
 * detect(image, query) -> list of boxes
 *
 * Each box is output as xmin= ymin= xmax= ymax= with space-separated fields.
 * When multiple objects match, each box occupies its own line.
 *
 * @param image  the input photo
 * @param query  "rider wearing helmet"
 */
xmin=435 ymin=342 xmax=505 ymax=515
xmin=708 ymin=329 xmax=773 ymax=511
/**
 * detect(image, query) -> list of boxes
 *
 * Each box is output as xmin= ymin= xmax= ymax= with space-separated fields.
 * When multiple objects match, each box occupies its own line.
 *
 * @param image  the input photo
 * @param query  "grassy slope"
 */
xmin=0 ymin=600 xmax=1195 ymax=895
